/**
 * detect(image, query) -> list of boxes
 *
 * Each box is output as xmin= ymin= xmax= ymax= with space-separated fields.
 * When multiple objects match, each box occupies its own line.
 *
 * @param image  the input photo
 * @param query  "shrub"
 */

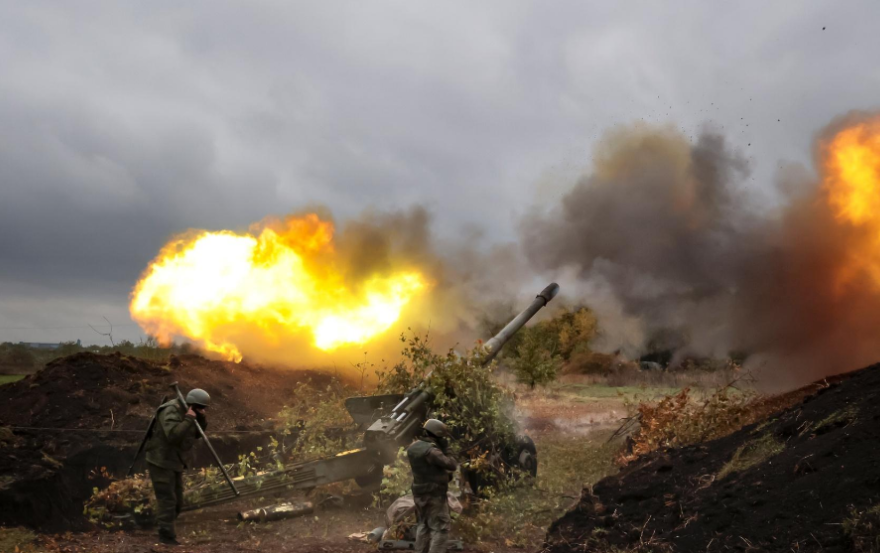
xmin=83 ymin=474 xmax=155 ymax=528
xmin=511 ymin=329 xmax=561 ymax=389
xmin=378 ymin=447 xmax=413 ymax=504
xmin=618 ymin=383 xmax=764 ymax=464
xmin=375 ymin=331 xmax=436 ymax=395
xmin=376 ymin=331 xmax=520 ymax=485
xmin=276 ymin=379 xmax=358 ymax=459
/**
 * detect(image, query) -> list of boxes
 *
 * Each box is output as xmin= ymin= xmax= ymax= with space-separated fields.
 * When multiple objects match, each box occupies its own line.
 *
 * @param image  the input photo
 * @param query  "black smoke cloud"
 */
xmin=522 ymin=116 xmax=880 ymax=387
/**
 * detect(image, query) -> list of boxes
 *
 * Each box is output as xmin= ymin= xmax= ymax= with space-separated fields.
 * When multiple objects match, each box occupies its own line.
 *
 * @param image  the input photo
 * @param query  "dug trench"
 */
xmin=545 ymin=364 xmax=880 ymax=553
xmin=0 ymin=352 xmax=326 ymax=531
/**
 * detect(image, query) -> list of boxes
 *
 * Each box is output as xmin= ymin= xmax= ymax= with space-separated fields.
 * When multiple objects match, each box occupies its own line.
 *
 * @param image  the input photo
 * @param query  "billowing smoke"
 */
xmin=522 ymin=114 xmax=880 ymax=387
xmin=130 ymin=203 xmax=528 ymax=375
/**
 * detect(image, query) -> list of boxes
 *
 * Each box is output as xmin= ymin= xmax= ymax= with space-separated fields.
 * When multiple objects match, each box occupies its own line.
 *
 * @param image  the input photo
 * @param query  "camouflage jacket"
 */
xmin=145 ymin=399 xmax=202 ymax=472
xmin=407 ymin=437 xmax=457 ymax=496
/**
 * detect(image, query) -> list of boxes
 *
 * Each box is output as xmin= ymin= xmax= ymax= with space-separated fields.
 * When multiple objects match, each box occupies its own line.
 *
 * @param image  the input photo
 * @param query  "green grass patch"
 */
xmin=0 ymin=375 xmax=25 ymax=386
xmin=717 ymin=433 xmax=784 ymax=480
xmin=454 ymin=430 xmax=620 ymax=549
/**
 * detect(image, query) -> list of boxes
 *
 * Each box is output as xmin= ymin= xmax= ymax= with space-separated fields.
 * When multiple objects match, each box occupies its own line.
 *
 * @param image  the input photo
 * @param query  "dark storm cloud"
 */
xmin=1 ymin=1 xmax=879 ymax=345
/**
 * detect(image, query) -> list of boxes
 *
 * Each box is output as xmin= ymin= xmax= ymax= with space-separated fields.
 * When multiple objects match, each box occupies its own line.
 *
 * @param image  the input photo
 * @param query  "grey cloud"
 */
xmin=1 ymin=1 xmax=879 ymax=347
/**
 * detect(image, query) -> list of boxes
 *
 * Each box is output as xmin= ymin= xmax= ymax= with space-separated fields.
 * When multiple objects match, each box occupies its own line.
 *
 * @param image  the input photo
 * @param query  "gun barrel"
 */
xmin=482 ymin=283 xmax=560 ymax=364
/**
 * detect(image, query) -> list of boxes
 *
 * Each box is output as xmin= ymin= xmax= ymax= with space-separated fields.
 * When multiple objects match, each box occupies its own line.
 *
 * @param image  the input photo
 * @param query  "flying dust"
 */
xmin=523 ymin=112 xmax=880 ymax=386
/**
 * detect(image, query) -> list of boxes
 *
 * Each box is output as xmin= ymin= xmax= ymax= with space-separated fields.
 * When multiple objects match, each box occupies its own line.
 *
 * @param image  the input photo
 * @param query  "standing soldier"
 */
xmin=145 ymin=388 xmax=210 ymax=546
xmin=407 ymin=419 xmax=457 ymax=553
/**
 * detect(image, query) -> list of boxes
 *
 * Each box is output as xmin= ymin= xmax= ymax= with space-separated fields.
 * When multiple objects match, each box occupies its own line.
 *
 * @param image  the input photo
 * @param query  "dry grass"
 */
xmin=0 ymin=527 xmax=44 ymax=553
xmin=843 ymin=503 xmax=880 ymax=552
xmin=564 ymin=366 xmax=741 ymax=390
xmin=717 ymin=433 xmax=785 ymax=480
xmin=616 ymin=377 xmax=822 ymax=465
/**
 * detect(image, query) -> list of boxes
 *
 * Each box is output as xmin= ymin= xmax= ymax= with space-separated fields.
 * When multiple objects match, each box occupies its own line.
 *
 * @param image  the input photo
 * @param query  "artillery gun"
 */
xmin=183 ymin=283 xmax=560 ymax=511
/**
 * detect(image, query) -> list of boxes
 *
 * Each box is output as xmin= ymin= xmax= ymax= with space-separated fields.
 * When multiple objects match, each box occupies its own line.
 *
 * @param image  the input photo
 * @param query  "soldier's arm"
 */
xmin=426 ymin=447 xmax=458 ymax=472
xmin=158 ymin=406 xmax=197 ymax=446
xmin=179 ymin=428 xmax=199 ymax=452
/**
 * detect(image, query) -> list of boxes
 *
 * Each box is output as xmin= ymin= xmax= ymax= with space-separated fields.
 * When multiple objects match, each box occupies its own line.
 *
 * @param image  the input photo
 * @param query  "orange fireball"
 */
xmin=130 ymin=214 xmax=427 ymax=361
xmin=822 ymin=115 xmax=880 ymax=290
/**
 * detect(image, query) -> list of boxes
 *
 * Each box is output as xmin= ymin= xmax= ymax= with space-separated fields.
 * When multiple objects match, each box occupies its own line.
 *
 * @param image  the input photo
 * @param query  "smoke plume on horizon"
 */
xmin=523 ymin=114 xmax=880 ymax=387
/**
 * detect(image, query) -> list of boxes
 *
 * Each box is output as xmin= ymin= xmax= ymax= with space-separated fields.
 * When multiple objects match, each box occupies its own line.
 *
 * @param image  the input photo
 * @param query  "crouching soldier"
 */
xmin=407 ymin=419 xmax=458 ymax=553
xmin=145 ymin=388 xmax=210 ymax=546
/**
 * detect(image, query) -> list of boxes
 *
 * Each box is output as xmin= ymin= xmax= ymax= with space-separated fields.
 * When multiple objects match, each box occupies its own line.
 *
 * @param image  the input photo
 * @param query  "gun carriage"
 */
xmin=181 ymin=283 xmax=560 ymax=510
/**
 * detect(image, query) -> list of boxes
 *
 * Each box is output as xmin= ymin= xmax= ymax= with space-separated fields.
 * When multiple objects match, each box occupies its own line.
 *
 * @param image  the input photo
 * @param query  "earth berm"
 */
xmin=545 ymin=364 xmax=880 ymax=552
xmin=0 ymin=352 xmax=324 ymax=531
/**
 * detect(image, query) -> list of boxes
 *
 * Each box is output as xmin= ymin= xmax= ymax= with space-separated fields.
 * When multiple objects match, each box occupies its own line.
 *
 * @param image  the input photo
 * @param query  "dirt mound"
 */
xmin=545 ymin=365 xmax=880 ymax=552
xmin=0 ymin=352 xmax=323 ymax=431
xmin=0 ymin=352 xmax=322 ymax=530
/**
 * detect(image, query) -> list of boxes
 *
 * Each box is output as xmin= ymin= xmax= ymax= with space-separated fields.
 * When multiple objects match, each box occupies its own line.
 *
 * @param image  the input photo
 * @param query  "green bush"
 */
xmin=511 ymin=329 xmax=561 ymax=389
xmin=277 ymin=379 xmax=359 ymax=460
xmin=376 ymin=331 xmax=519 ymax=483
xmin=378 ymin=447 xmax=413 ymax=503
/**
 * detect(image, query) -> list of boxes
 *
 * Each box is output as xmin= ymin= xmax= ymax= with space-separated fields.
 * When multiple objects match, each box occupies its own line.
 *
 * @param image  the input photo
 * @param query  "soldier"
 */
xmin=407 ymin=419 xmax=458 ymax=553
xmin=145 ymin=388 xmax=210 ymax=546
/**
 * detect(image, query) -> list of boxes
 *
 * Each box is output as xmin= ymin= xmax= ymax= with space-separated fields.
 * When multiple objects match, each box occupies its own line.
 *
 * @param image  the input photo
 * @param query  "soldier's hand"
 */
xmin=186 ymin=407 xmax=197 ymax=418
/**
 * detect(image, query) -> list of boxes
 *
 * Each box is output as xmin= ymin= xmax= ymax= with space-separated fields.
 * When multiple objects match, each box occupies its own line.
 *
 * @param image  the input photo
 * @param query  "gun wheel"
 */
xmin=354 ymin=464 xmax=384 ymax=489
xmin=514 ymin=434 xmax=538 ymax=478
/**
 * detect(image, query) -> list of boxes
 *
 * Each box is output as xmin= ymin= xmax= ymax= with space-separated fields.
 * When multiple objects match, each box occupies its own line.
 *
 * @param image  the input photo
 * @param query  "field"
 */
xmin=0 ymin=358 xmax=656 ymax=553
xmin=5 ymin=344 xmax=866 ymax=553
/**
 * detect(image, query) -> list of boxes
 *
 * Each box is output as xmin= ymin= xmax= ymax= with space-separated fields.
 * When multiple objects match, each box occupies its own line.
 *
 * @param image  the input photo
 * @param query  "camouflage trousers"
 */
xmin=413 ymin=493 xmax=450 ymax=553
xmin=148 ymin=463 xmax=184 ymax=540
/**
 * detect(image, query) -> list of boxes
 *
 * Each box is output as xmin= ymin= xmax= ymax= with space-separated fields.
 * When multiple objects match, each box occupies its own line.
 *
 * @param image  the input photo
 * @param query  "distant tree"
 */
xmin=511 ymin=329 xmax=561 ymax=389
xmin=3 ymin=344 xmax=36 ymax=368
xmin=57 ymin=341 xmax=84 ymax=356
xmin=554 ymin=307 xmax=598 ymax=360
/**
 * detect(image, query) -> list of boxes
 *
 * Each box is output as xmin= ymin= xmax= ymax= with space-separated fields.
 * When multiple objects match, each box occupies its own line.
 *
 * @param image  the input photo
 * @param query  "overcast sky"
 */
xmin=1 ymin=1 xmax=878 ymax=345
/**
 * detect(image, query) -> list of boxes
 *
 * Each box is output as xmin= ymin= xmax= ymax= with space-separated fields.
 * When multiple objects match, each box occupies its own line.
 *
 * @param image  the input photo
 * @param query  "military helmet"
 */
xmin=186 ymin=388 xmax=211 ymax=408
xmin=422 ymin=418 xmax=449 ymax=438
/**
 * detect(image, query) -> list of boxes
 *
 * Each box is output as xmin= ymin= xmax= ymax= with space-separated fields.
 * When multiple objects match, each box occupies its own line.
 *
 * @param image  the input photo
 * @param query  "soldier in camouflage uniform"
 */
xmin=145 ymin=388 xmax=210 ymax=546
xmin=407 ymin=419 xmax=458 ymax=553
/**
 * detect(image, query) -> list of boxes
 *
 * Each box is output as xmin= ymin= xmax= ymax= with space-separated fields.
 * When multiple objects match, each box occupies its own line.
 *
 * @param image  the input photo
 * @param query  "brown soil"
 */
xmin=517 ymin=394 xmax=624 ymax=434
xmin=545 ymin=365 xmax=880 ymax=552
xmin=0 ymin=352 xmax=326 ymax=531
xmin=30 ymin=490 xmax=398 ymax=553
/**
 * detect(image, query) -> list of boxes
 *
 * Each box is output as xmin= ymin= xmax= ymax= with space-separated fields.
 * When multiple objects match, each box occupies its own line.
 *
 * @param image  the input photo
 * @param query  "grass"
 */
xmin=843 ymin=503 xmax=880 ymax=552
xmin=453 ymin=430 xmax=620 ymax=549
xmin=553 ymin=382 xmax=680 ymax=401
xmin=717 ymin=433 xmax=784 ymax=480
xmin=0 ymin=375 xmax=25 ymax=385
xmin=558 ymin=367 xmax=742 ymax=390
xmin=0 ymin=527 xmax=43 ymax=552
xmin=816 ymin=406 xmax=859 ymax=431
